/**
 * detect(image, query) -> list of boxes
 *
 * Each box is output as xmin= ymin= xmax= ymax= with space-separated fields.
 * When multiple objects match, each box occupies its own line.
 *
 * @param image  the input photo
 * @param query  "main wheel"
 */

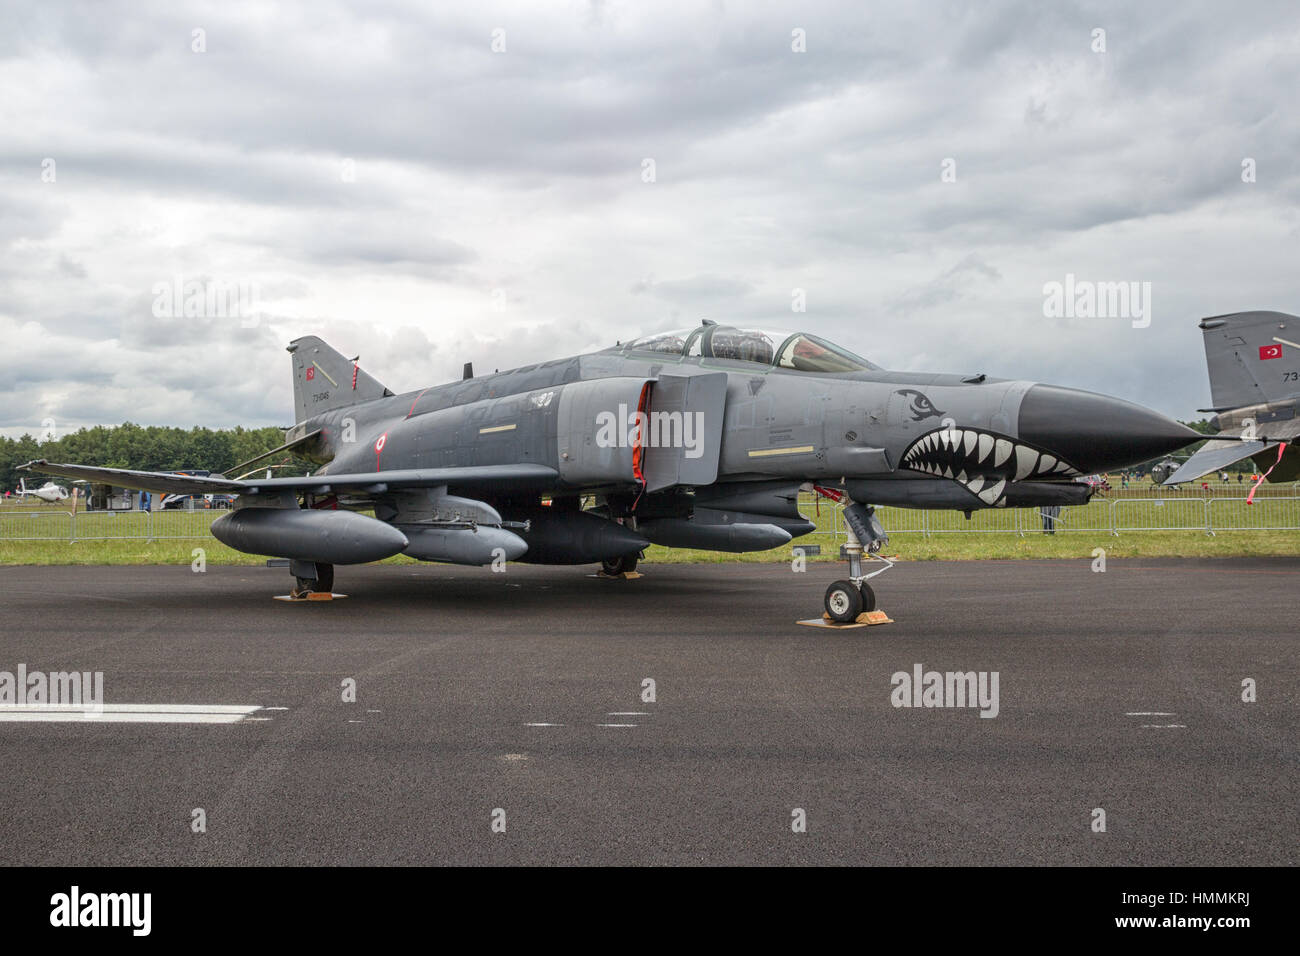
xmin=601 ymin=553 xmax=639 ymax=576
xmin=295 ymin=562 xmax=334 ymax=595
xmin=314 ymin=563 xmax=335 ymax=593
xmin=824 ymin=579 xmax=863 ymax=623
xmin=858 ymin=581 xmax=876 ymax=612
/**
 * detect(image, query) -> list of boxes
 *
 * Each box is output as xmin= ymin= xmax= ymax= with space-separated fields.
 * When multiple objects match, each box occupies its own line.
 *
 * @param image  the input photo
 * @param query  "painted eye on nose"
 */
xmin=893 ymin=388 xmax=945 ymax=422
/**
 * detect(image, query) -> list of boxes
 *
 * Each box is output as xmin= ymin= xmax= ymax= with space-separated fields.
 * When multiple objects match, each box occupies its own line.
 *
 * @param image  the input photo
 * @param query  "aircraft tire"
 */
xmin=824 ymin=580 xmax=862 ymax=623
xmin=296 ymin=562 xmax=334 ymax=594
xmin=601 ymin=553 xmax=639 ymax=576
xmin=858 ymin=581 xmax=876 ymax=613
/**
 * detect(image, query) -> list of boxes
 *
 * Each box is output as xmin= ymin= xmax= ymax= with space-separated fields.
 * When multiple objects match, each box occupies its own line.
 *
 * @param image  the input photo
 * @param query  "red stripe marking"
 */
xmin=407 ymin=388 xmax=430 ymax=419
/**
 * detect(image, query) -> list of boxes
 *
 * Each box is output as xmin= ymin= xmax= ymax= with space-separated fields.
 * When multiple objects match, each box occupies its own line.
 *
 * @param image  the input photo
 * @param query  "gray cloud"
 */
xmin=2 ymin=0 xmax=1300 ymax=437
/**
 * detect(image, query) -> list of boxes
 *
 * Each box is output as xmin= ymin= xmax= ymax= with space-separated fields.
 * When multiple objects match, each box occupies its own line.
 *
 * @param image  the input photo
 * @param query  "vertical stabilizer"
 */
xmin=287 ymin=336 xmax=393 ymax=423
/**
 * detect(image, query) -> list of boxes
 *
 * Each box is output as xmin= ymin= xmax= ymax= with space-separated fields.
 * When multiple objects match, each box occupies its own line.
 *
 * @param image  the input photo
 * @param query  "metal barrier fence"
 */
xmin=0 ymin=510 xmax=221 ymax=542
xmin=797 ymin=496 xmax=1300 ymax=539
xmin=1 ymin=497 xmax=1299 ymax=543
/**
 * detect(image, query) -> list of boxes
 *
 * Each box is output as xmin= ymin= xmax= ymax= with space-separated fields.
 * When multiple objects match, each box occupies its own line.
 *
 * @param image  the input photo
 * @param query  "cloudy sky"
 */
xmin=3 ymin=0 xmax=1299 ymax=438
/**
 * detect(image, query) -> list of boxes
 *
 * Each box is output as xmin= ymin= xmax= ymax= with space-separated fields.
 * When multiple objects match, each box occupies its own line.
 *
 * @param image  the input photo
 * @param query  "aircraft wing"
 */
xmin=1163 ymin=419 xmax=1299 ymax=484
xmin=1164 ymin=439 xmax=1271 ymax=484
xmin=20 ymin=460 xmax=559 ymax=497
xmin=20 ymin=462 xmax=243 ymax=496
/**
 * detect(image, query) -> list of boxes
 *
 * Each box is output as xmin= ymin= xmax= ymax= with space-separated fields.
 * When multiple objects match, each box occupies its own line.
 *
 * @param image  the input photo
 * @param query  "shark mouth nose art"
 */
xmin=900 ymin=427 xmax=1081 ymax=505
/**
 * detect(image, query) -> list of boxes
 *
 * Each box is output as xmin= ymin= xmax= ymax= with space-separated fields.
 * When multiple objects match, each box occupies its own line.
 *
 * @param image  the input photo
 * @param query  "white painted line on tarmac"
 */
xmin=0 ymin=703 xmax=263 ymax=724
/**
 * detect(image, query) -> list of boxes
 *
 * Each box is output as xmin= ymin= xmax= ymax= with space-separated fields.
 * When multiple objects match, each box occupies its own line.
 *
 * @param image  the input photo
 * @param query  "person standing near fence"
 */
xmin=1041 ymin=505 xmax=1061 ymax=534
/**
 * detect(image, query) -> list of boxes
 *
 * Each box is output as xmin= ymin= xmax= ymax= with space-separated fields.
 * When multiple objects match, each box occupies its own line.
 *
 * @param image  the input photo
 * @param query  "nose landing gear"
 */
xmin=821 ymin=500 xmax=893 ymax=625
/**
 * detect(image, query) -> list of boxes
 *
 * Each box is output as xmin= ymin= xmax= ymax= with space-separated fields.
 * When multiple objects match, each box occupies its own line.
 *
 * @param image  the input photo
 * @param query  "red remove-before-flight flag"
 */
xmin=1259 ymin=344 xmax=1283 ymax=360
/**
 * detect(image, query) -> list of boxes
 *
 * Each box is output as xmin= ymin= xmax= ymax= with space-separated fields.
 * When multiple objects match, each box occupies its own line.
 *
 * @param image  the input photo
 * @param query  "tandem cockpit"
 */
xmin=620 ymin=321 xmax=880 ymax=373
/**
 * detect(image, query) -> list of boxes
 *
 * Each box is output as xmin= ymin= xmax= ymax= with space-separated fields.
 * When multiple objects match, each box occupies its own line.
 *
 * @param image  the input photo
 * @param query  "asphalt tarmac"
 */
xmin=0 ymin=558 xmax=1295 ymax=865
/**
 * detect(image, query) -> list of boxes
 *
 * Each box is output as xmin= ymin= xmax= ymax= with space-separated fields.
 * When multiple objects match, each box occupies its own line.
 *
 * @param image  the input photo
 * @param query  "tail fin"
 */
xmin=287 ymin=335 xmax=394 ymax=423
xmin=1199 ymin=311 xmax=1300 ymax=410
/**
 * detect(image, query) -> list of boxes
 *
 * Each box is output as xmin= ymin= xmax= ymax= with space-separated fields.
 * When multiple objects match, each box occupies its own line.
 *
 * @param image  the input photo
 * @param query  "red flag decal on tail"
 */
xmin=1259 ymin=344 xmax=1282 ymax=360
xmin=305 ymin=367 xmax=315 ymax=380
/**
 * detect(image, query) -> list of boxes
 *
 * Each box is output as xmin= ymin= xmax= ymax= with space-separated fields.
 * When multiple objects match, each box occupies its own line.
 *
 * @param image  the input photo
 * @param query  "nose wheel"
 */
xmin=858 ymin=580 xmax=877 ymax=612
xmin=823 ymin=579 xmax=879 ymax=623
xmin=824 ymin=580 xmax=861 ymax=623
xmin=817 ymin=499 xmax=892 ymax=625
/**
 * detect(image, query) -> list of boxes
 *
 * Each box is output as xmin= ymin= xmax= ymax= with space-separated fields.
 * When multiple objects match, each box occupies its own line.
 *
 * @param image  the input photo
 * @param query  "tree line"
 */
xmin=0 ymin=423 xmax=308 ymax=492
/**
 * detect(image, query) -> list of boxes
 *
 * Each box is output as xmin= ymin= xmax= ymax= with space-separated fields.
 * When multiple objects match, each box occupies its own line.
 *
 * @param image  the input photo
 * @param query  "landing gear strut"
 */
xmin=291 ymin=560 xmax=334 ymax=598
xmin=822 ymin=501 xmax=892 ymax=624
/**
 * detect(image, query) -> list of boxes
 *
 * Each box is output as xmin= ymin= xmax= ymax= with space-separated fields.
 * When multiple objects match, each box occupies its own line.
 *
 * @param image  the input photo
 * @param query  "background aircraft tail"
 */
xmin=287 ymin=335 xmax=394 ymax=424
xmin=1199 ymin=310 xmax=1299 ymax=410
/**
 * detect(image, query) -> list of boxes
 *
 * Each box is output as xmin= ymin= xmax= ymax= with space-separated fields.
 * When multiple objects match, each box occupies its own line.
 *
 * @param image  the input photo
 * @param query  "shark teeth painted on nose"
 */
xmin=899 ymin=427 xmax=1081 ymax=504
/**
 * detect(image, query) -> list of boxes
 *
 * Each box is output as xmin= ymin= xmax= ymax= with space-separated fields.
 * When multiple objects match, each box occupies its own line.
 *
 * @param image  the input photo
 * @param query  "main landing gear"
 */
xmin=822 ymin=500 xmax=893 ymax=624
xmin=290 ymin=560 xmax=334 ymax=598
xmin=601 ymin=552 xmax=639 ymax=576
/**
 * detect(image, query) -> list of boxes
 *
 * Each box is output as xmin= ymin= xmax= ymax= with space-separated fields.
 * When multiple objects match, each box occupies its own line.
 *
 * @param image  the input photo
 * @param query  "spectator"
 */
xmin=1041 ymin=505 xmax=1061 ymax=534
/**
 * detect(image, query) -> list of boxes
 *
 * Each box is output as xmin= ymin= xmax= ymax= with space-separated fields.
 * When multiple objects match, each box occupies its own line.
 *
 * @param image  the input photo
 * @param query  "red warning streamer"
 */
xmin=812 ymin=483 xmax=845 ymax=517
xmin=1246 ymin=442 xmax=1287 ymax=504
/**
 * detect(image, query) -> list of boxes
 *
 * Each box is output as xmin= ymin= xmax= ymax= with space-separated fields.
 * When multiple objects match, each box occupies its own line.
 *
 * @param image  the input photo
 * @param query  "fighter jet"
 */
xmin=15 ymin=477 xmax=69 ymax=504
xmin=1164 ymin=311 xmax=1299 ymax=485
xmin=23 ymin=323 xmax=1198 ymax=619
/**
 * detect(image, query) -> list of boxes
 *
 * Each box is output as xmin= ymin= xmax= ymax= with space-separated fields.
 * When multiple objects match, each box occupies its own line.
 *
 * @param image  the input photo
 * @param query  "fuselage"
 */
xmin=286 ymin=338 xmax=1196 ymax=512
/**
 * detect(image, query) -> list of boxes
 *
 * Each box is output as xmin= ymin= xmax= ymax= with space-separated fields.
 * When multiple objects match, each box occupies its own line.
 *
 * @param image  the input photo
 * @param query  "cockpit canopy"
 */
xmin=622 ymin=324 xmax=879 ymax=373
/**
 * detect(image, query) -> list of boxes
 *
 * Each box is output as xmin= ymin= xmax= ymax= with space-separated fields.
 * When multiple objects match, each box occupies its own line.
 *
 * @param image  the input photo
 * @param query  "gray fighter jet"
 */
xmin=1164 ymin=311 xmax=1299 ymax=485
xmin=23 ymin=322 xmax=1197 ymax=619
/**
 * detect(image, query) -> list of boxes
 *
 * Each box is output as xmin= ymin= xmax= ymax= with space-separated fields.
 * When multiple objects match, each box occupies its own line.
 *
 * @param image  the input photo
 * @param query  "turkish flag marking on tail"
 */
xmin=1259 ymin=344 xmax=1283 ymax=360
xmin=306 ymin=367 xmax=316 ymax=380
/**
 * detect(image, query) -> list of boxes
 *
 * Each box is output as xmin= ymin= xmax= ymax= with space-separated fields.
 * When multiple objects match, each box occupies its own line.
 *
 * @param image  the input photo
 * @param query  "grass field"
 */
xmin=1 ymin=530 xmax=1297 ymax=567
xmin=2 ymin=486 xmax=1298 ymax=566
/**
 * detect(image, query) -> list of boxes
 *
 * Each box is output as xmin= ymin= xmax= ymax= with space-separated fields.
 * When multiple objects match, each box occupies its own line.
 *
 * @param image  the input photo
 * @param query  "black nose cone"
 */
xmin=1017 ymin=384 xmax=1201 ymax=473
